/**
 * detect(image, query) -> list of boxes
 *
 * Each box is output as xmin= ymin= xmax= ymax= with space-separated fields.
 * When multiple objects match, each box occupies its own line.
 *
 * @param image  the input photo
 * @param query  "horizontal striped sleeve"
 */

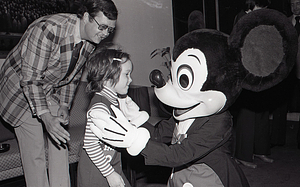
xmin=83 ymin=102 xmax=114 ymax=177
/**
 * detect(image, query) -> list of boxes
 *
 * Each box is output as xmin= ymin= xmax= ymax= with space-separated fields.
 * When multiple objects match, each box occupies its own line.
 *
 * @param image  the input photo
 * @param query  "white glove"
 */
xmin=118 ymin=96 xmax=149 ymax=127
xmin=90 ymin=105 xmax=150 ymax=156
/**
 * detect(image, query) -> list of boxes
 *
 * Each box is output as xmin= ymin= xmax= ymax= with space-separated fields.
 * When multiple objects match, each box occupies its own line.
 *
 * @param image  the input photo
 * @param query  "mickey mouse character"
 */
xmin=90 ymin=9 xmax=297 ymax=187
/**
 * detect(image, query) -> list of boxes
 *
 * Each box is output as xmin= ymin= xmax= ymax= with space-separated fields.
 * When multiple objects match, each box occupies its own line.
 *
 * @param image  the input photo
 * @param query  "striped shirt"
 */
xmin=83 ymin=86 xmax=119 ymax=177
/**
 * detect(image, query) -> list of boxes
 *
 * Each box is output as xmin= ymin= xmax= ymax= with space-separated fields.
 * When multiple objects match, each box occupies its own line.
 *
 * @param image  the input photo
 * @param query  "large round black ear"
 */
xmin=229 ymin=9 xmax=298 ymax=92
xmin=188 ymin=10 xmax=205 ymax=32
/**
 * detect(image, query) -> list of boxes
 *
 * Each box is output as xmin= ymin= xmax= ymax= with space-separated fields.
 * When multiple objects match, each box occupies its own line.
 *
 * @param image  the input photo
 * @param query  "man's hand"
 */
xmin=106 ymin=171 xmax=125 ymax=187
xmin=40 ymin=112 xmax=70 ymax=144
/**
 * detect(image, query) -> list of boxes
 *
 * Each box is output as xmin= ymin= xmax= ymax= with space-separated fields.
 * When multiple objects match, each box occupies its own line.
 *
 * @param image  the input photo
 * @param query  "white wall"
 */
xmin=112 ymin=0 xmax=174 ymax=86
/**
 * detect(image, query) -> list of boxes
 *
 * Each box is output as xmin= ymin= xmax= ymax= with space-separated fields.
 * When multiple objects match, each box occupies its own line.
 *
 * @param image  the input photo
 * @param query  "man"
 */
xmin=289 ymin=0 xmax=300 ymax=149
xmin=289 ymin=0 xmax=300 ymax=29
xmin=233 ymin=0 xmax=276 ymax=170
xmin=0 ymin=0 xmax=118 ymax=186
xmin=289 ymin=0 xmax=300 ymax=79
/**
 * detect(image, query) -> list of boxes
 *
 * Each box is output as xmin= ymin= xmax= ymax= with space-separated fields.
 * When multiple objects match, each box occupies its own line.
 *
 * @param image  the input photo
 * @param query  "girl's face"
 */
xmin=110 ymin=59 xmax=133 ymax=95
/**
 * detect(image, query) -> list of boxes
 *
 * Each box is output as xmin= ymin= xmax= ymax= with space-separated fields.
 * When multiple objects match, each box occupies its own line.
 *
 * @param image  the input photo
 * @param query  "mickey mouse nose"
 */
xmin=149 ymin=69 xmax=166 ymax=88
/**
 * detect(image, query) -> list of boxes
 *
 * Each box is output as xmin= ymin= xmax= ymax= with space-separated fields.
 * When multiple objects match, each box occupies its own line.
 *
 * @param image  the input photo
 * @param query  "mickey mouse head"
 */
xmin=150 ymin=9 xmax=297 ymax=121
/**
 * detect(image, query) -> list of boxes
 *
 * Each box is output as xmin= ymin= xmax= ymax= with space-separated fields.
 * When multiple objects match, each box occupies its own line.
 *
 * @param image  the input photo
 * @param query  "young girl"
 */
xmin=77 ymin=48 xmax=148 ymax=187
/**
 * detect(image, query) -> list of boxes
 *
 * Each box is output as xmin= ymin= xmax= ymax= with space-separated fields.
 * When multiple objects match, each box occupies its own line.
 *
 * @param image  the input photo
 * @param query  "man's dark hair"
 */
xmin=255 ymin=0 xmax=271 ymax=8
xmin=73 ymin=0 xmax=118 ymax=20
xmin=243 ymin=0 xmax=255 ymax=11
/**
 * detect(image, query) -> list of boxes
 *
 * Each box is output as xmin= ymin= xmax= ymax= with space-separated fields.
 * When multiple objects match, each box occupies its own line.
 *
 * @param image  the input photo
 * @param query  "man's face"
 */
xmin=291 ymin=0 xmax=300 ymax=16
xmin=82 ymin=12 xmax=116 ymax=44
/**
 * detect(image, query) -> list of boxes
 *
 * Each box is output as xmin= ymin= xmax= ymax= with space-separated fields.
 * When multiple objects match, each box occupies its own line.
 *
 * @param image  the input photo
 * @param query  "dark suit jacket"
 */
xmin=142 ymin=111 xmax=249 ymax=187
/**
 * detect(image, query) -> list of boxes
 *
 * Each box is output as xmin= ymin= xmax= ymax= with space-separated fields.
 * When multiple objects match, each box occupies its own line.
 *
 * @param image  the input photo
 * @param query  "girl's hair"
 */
xmin=86 ymin=48 xmax=130 ymax=94
xmin=72 ymin=0 xmax=118 ymax=20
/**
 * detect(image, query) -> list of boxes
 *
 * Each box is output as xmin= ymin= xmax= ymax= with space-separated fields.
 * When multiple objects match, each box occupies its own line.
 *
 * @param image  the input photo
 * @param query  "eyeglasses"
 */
xmin=90 ymin=16 xmax=115 ymax=34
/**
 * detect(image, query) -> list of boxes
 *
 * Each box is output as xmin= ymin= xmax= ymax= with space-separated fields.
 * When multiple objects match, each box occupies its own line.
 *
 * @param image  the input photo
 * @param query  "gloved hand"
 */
xmin=118 ymin=96 xmax=149 ymax=127
xmin=89 ymin=105 xmax=150 ymax=156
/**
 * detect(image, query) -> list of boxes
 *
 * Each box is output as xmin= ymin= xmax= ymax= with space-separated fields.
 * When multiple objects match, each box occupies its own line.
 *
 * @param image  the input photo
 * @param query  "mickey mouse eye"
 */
xmin=177 ymin=65 xmax=194 ymax=90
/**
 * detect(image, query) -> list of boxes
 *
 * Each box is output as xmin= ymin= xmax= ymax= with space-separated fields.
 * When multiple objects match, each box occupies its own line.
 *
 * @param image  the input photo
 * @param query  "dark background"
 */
xmin=0 ymin=0 xmax=295 ymax=56
xmin=172 ymin=0 xmax=293 ymax=42
xmin=0 ymin=0 xmax=71 ymax=57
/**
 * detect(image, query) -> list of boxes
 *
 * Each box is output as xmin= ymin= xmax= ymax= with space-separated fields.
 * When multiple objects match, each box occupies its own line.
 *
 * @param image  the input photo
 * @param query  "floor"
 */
xmin=239 ymin=121 xmax=300 ymax=187
xmin=0 ymin=121 xmax=299 ymax=187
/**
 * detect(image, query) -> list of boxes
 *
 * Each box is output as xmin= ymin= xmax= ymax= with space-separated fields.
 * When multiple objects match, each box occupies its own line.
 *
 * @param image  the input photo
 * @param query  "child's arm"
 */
xmin=83 ymin=103 xmax=116 ymax=177
xmin=106 ymin=171 xmax=125 ymax=187
xmin=84 ymin=120 xmax=115 ymax=176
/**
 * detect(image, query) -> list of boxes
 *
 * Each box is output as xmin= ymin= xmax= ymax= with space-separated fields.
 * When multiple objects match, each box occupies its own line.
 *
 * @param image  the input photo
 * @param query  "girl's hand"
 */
xmin=106 ymin=171 xmax=125 ymax=187
xmin=57 ymin=105 xmax=69 ymax=125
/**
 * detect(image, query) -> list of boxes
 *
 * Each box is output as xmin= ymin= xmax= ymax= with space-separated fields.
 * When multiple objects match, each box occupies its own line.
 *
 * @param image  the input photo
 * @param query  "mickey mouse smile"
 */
xmin=174 ymin=103 xmax=200 ymax=117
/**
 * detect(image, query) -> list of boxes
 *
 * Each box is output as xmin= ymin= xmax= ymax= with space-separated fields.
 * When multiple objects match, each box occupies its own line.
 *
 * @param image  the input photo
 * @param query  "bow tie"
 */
xmin=171 ymin=124 xmax=188 ymax=144
xmin=171 ymin=133 xmax=188 ymax=144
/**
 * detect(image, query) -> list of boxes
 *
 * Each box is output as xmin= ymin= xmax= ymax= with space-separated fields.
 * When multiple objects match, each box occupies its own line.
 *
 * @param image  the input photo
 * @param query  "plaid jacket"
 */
xmin=0 ymin=13 xmax=95 ymax=127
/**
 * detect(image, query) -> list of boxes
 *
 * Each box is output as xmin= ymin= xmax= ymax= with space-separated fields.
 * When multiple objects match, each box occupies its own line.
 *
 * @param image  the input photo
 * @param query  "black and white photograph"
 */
xmin=0 ymin=0 xmax=299 ymax=187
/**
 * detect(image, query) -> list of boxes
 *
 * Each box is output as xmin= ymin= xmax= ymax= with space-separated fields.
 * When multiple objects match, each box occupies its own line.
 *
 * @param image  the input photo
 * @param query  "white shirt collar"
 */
xmin=292 ymin=14 xmax=300 ymax=26
xmin=74 ymin=17 xmax=82 ymax=44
